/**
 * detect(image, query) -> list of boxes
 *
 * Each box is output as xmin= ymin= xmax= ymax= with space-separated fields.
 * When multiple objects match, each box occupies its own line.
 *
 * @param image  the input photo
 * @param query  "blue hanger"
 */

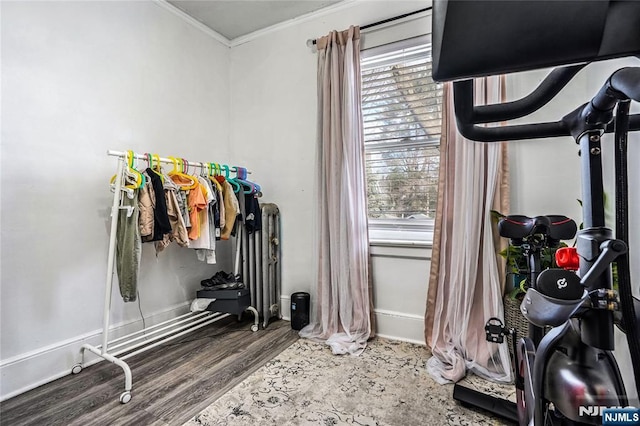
xmin=234 ymin=166 xmax=259 ymax=194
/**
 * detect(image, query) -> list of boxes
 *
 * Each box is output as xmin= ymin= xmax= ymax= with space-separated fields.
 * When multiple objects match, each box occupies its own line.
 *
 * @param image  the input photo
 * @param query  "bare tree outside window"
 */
xmin=362 ymin=42 xmax=443 ymax=224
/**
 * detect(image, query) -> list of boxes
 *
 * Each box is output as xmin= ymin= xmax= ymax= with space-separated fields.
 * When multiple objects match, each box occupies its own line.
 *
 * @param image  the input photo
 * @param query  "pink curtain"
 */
xmin=424 ymin=77 xmax=511 ymax=383
xmin=299 ymin=26 xmax=375 ymax=356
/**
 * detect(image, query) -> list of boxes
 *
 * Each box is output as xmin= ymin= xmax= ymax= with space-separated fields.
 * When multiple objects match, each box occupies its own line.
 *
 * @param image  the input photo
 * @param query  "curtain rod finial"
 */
xmin=306 ymin=38 xmax=316 ymax=48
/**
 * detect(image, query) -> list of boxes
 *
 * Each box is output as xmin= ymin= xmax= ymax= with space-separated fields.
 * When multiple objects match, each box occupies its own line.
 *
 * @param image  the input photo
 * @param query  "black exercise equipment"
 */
xmin=432 ymin=2 xmax=640 ymax=425
xmin=432 ymin=1 xmax=640 ymax=81
xmin=457 ymin=215 xmax=577 ymax=424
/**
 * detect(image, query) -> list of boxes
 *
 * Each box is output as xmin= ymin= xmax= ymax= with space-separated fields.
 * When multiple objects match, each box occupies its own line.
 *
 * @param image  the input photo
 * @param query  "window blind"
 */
xmin=362 ymin=42 xmax=443 ymax=220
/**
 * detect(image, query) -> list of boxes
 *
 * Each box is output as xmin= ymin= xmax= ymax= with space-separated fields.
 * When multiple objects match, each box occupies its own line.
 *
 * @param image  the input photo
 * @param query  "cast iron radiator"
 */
xmin=241 ymin=203 xmax=281 ymax=328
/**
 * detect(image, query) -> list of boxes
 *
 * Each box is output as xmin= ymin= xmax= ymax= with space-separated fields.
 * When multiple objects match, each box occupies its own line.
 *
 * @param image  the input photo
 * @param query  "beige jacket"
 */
xmin=220 ymin=180 xmax=240 ymax=240
xmin=155 ymin=179 xmax=190 ymax=253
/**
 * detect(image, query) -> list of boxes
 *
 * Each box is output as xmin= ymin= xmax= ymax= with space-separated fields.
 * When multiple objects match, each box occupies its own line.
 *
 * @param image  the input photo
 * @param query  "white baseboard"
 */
xmin=374 ymin=309 xmax=426 ymax=345
xmin=280 ymin=295 xmax=291 ymax=321
xmin=0 ymin=302 xmax=190 ymax=402
xmin=2 ymin=296 xmax=426 ymax=401
xmin=281 ymin=294 xmax=425 ymax=345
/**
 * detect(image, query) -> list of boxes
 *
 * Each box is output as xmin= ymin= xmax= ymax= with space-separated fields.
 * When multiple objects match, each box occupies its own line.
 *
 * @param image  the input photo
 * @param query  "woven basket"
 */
xmin=503 ymin=295 xmax=529 ymax=360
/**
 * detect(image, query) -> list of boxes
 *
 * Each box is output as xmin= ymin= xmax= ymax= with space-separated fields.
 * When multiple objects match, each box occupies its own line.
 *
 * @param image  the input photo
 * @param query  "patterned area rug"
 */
xmin=183 ymin=338 xmax=515 ymax=425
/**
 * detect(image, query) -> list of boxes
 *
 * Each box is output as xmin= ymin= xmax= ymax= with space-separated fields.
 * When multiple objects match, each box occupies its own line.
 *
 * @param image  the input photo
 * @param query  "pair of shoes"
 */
xmin=201 ymin=276 xmax=218 ymax=288
xmin=202 ymin=281 xmax=246 ymax=291
xmin=217 ymin=271 xmax=234 ymax=281
xmin=200 ymin=271 xmax=242 ymax=288
xmin=217 ymin=281 xmax=244 ymax=290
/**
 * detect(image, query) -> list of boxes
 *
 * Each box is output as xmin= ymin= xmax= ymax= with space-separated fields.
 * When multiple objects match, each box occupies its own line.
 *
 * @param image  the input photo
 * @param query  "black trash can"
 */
xmin=291 ymin=292 xmax=310 ymax=331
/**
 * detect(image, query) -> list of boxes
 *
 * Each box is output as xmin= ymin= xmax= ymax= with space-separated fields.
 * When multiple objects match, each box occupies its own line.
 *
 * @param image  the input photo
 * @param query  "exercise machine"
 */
xmin=432 ymin=2 xmax=640 ymax=425
xmin=454 ymin=215 xmax=579 ymax=422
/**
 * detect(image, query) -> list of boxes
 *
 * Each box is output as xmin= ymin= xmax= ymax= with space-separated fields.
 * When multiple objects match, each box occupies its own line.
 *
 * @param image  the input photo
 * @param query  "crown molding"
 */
xmin=153 ymin=0 xmax=231 ymax=47
xmin=153 ymin=0 xmax=426 ymax=49
xmin=230 ymin=0 xmax=359 ymax=47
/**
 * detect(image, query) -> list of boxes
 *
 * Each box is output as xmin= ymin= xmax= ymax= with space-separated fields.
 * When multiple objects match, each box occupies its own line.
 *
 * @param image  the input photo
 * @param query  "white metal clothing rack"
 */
xmin=73 ymin=150 xmax=252 ymax=404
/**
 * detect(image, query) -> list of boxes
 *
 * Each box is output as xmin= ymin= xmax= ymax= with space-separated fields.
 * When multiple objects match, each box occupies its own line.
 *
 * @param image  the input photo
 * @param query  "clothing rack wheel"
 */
xmin=119 ymin=391 xmax=132 ymax=404
xmin=246 ymin=306 xmax=259 ymax=332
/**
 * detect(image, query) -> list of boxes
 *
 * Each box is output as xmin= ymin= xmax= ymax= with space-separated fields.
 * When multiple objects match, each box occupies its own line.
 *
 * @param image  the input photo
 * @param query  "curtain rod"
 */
xmin=309 ymin=7 xmax=432 ymax=46
xmin=107 ymin=150 xmax=251 ymax=174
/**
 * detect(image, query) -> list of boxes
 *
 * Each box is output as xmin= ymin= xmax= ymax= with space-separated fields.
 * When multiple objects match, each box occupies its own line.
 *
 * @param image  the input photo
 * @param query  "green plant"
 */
xmin=499 ymin=245 xmax=528 ymax=300
xmin=499 ymin=244 xmax=566 ymax=299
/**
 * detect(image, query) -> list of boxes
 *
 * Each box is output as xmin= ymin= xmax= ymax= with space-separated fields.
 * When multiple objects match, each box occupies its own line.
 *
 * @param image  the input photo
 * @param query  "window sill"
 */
xmin=368 ymin=227 xmax=433 ymax=248
xmin=369 ymin=239 xmax=432 ymax=249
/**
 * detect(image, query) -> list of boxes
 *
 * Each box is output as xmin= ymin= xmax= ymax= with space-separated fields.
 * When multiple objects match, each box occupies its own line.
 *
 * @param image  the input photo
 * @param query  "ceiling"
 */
xmin=167 ymin=0 xmax=343 ymax=40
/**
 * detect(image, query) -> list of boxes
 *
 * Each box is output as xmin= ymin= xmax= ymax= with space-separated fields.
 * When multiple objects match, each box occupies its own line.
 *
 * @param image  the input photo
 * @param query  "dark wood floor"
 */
xmin=0 ymin=317 xmax=299 ymax=426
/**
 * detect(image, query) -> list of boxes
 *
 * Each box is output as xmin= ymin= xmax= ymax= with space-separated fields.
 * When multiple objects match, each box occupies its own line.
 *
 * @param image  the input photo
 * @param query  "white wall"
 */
xmin=1 ymin=1 xmax=232 ymax=400
xmin=229 ymin=0 xmax=431 ymax=344
xmin=506 ymin=68 xmax=587 ymax=221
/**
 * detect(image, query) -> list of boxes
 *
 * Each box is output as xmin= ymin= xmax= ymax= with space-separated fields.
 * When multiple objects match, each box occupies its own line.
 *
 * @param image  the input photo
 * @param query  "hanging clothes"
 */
xmin=138 ymin=174 xmax=155 ymax=241
xmin=192 ymin=176 xmax=217 ymax=264
xmin=215 ymin=179 xmax=225 ymax=235
xmin=218 ymin=177 xmax=240 ymax=240
xmin=203 ymin=177 xmax=219 ymax=245
xmin=209 ymin=177 xmax=223 ymax=240
xmin=232 ymin=188 xmax=261 ymax=238
xmin=191 ymin=194 xmax=206 ymax=240
xmin=110 ymin=153 xmax=259 ymax=304
xmin=155 ymin=174 xmax=189 ymax=253
xmin=116 ymin=190 xmax=141 ymax=302
xmin=243 ymin=192 xmax=262 ymax=234
xmin=144 ymin=168 xmax=171 ymax=243
xmin=170 ymin=173 xmax=199 ymax=232
xmin=175 ymin=190 xmax=191 ymax=229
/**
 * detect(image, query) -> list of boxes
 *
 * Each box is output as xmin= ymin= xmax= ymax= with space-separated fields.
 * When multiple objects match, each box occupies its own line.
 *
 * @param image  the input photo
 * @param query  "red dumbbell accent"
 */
xmin=556 ymin=247 xmax=580 ymax=271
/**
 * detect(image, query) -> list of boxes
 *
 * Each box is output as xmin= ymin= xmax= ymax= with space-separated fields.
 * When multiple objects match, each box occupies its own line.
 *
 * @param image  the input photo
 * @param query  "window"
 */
xmin=361 ymin=36 xmax=443 ymax=244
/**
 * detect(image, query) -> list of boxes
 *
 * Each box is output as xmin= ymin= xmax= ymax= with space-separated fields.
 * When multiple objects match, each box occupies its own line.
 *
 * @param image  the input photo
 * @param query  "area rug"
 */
xmin=183 ymin=338 xmax=515 ymax=425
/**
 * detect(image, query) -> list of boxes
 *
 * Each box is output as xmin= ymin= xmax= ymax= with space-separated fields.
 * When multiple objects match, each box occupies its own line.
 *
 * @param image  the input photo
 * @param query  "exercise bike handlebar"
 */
xmin=591 ymin=67 xmax=640 ymax=110
xmin=453 ymin=65 xmax=640 ymax=142
xmin=580 ymin=67 xmax=640 ymax=128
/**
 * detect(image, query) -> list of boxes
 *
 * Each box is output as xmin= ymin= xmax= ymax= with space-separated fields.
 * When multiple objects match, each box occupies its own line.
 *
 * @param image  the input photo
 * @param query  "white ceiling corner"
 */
xmin=166 ymin=0 xmax=344 ymax=41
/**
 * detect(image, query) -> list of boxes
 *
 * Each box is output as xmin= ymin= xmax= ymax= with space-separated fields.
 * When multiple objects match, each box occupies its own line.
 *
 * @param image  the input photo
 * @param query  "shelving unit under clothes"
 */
xmin=72 ymin=150 xmax=259 ymax=404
